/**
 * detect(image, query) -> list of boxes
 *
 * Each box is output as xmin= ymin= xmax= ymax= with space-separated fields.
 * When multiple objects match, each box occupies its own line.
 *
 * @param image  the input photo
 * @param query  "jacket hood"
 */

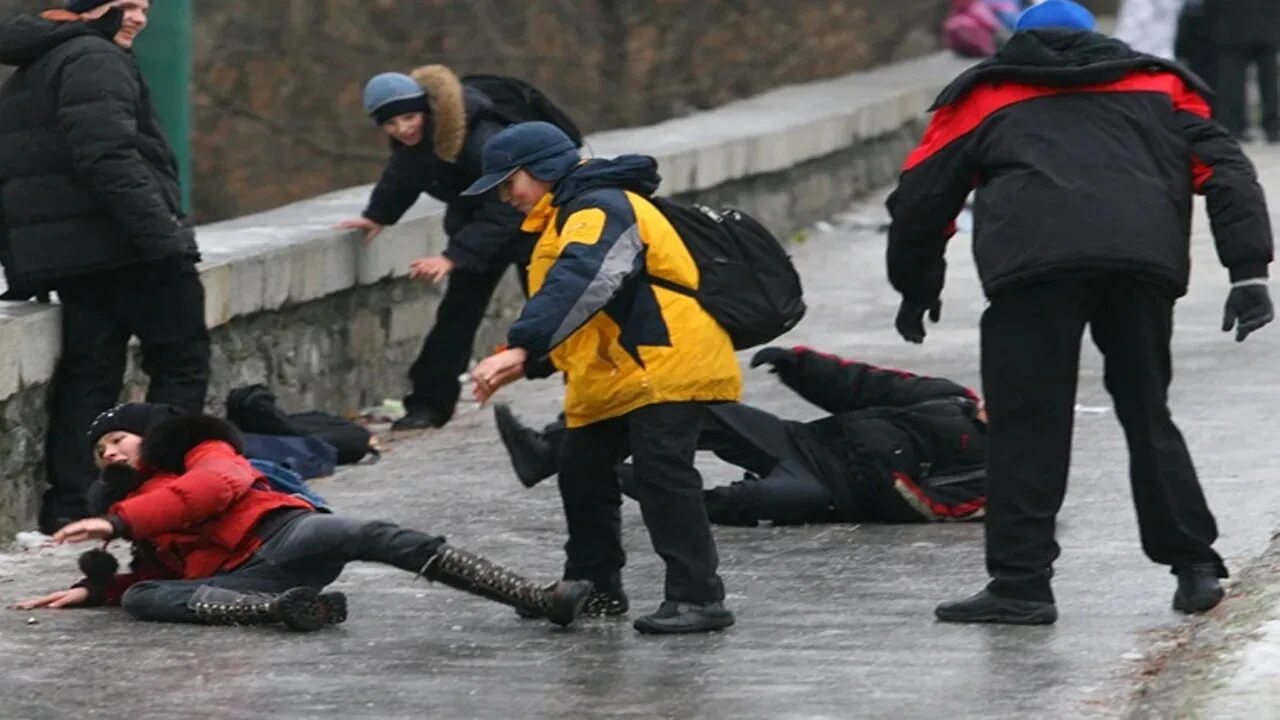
xmin=932 ymin=29 xmax=1212 ymax=108
xmin=0 ymin=10 xmax=121 ymax=68
xmin=552 ymin=154 xmax=662 ymax=206
xmin=141 ymin=414 xmax=245 ymax=474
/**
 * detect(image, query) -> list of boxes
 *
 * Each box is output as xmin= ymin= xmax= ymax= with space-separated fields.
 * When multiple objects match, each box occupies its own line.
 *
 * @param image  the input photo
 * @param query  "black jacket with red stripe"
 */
xmin=887 ymin=29 xmax=1273 ymax=303
xmin=773 ymin=347 xmax=987 ymax=523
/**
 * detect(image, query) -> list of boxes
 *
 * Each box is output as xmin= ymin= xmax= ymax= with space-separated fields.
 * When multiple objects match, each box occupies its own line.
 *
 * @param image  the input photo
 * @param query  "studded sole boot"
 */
xmin=188 ymin=586 xmax=348 ymax=631
xmin=422 ymin=544 xmax=593 ymax=626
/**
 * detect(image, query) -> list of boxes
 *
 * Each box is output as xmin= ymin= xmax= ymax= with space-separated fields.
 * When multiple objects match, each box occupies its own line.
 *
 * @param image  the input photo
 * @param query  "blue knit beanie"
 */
xmin=1015 ymin=0 xmax=1097 ymax=32
xmin=363 ymin=72 xmax=428 ymax=125
xmin=65 ymin=0 xmax=114 ymax=13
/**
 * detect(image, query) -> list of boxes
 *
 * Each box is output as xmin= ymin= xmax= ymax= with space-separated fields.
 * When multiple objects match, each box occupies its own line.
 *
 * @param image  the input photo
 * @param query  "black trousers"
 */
xmin=1216 ymin=43 xmax=1280 ymax=137
xmin=403 ymin=261 xmax=527 ymax=421
xmin=121 ymin=513 xmax=445 ymax=623
xmin=557 ymin=402 xmax=725 ymax=604
xmin=43 ymin=261 xmax=210 ymax=532
xmin=981 ymin=275 xmax=1225 ymax=603
xmin=699 ymin=404 xmax=837 ymax=526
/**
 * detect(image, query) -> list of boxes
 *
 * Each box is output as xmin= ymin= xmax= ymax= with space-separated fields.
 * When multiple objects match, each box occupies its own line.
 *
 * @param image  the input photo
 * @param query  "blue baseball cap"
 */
xmin=1015 ymin=0 xmax=1097 ymax=32
xmin=462 ymin=122 xmax=581 ymax=196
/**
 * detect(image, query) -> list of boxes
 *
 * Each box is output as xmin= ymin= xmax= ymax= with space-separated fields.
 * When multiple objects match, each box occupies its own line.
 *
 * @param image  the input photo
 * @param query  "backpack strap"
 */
xmin=645 ymin=273 xmax=696 ymax=298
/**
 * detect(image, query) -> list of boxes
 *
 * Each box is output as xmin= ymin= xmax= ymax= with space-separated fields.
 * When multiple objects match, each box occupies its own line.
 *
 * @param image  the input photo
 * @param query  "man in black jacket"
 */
xmin=1205 ymin=0 xmax=1280 ymax=141
xmin=336 ymin=65 xmax=536 ymax=431
xmin=887 ymin=0 xmax=1274 ymax=624
xmin=494 ymin=346 xmax=988 ymax=528
xmin=0 ymin=0 xmax=210 ymax=534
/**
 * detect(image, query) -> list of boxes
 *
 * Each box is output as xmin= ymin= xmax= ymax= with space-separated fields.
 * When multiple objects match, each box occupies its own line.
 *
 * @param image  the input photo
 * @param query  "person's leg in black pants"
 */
xmin=1217 ymin=45 xmax=1251 ymax=137
xmin=980 ymin=280 xmax=1090 ymax=605
xmin=629 ymin=403 xmax=726 ymax=603
xmin=1252 ymin=44 xmax=1280 ymax=142
xmin=400 ymin=262 xmax=509 ymax=428
xmin=1089 ymin=280 xmax=1226 ymax=580
xmin=42 ymin=282 xmax=130 ymax=533
xmin=556 ymin=417 xmax=630 ymax=592
xmin=122 ymin=262 xmax=211 ymax=412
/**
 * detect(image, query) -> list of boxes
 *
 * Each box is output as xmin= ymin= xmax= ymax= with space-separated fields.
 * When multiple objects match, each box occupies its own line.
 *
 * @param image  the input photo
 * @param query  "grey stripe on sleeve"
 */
xmin=549 ymin=224 xmax=644 ymax=349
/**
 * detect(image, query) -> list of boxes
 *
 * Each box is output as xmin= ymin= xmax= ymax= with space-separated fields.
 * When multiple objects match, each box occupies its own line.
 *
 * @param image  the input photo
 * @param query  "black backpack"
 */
xmin=647 ymin=198 xmax=806 ymax=350
xmin=462 ymin=74 xmax=585 ymax=148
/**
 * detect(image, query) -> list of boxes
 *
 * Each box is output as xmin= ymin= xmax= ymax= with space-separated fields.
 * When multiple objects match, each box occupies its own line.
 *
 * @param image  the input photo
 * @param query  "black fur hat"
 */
xmin=141 ymin=414 xmax=245 ymax=474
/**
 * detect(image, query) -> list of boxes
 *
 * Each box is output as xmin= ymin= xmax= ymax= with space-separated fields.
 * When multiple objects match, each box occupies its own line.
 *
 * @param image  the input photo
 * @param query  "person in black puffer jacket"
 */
xmin=335 ymin=65 xmax=538 ymax=431
xmin=494 ymin=345 xmax=988 ymax=528
xmin=887 ymin=1 xmax=1273 ymax=625
xmin=0 ymin=0 xmax=210 ymax=534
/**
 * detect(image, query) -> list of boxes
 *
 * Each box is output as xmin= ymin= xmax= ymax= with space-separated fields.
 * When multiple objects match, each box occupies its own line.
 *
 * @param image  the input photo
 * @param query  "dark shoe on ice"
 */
xmin=391 ymin=409 xmax=449 ymax=431
xmin=1173 ymin=564 xmax=1225 ymax=614
xmin=934 ymin=589 xmax=1057 ymax=625
xmin=493 ymin=404 xmax=557 ymax=487
xmin=633 ymin=600 xmax=735 ymax=634
xmin=582 ymin=589 xmax=630 ymax=618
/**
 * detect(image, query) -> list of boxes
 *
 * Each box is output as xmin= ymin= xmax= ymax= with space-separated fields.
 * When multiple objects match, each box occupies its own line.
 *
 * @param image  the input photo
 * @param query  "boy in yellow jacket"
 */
xmin=465 ymin=122 xmax=742 ymax=634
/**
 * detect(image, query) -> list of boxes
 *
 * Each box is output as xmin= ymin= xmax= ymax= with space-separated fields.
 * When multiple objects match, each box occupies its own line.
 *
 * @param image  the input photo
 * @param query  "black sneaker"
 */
xmin=934 ymin=589 xmax=1057 ymax=625
xmin=582 ymin=589 xmax=630 ymax=618
xmin=493 ymin=404 xmax=557 ymax=488
xmin=633 ymin=600 xmax=735 ymax=634
xmin=1173 ymin=564 xmax=1225 ymax=614
xmin=391 ymin=409 xmax=449 ymax=431
xmin=276 ymin=588 xmax=349 ymax=632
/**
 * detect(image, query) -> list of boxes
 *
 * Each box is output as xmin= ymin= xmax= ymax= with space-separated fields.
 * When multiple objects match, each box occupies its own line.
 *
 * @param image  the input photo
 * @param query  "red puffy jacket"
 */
xmin=92 ymin=416 xmax=316 ymax=603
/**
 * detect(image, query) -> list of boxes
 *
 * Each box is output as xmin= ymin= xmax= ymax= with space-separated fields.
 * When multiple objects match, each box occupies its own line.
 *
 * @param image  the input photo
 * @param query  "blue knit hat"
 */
xmin=65 ymin=0 xmax=114 ymax=12
xmin=1015 ymin=0 xmax=1097 ymax=32
xmin=363 ymin=72 xmax=428 ymax=125
xmin=462 ymin=122 xmax=581 ymax=196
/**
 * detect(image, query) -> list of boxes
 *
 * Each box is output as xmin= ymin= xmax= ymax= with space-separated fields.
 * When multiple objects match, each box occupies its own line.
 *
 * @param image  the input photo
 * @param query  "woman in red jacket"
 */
xmin=13 ymin=403 xmax=592 ymax=631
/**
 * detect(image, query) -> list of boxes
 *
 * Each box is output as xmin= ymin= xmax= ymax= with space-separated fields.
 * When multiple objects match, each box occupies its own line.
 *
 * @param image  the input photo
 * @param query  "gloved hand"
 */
xmin=749 ymin=346 xmax=795 ymax=374
xmin=895 ymin=298 xmax=942 ymax=344
xmin=1222 ymin=281 xmax=1274 ymax=342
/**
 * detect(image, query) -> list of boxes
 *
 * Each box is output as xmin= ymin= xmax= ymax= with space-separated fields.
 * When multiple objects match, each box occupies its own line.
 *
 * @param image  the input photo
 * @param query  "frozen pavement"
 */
xmin=5 ymin=145 xmax=1280 ymax=720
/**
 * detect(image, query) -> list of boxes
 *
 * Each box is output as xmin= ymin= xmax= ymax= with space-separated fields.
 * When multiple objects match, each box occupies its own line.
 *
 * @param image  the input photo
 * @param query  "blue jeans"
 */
xmin=121 ymin=514 xmax=445 ymax=623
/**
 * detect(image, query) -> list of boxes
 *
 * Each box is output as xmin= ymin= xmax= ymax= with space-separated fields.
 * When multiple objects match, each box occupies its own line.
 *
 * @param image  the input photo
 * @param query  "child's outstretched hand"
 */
xmin=11 ymin=586 xmax=89 ymax=610
xmin=52 ymin=518 xmax=114 ymax=545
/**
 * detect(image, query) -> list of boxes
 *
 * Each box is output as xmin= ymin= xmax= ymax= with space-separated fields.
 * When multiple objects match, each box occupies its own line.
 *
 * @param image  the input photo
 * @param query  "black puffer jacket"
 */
xmin=0 ymin=11 xmax=197 ymax=298
xmin=1204 ymin=0 xmax=1280 ymax=47
xmin=769 ymin=347 xmax=988 ymax=523
xmin=887 ymin=30 xmax=1272 ymax=303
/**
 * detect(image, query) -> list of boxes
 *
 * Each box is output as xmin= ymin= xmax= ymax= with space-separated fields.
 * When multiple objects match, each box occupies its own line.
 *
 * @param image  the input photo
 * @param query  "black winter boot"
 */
xmin=493 ymin=404 xmax=558 ymax=488
xmin=1173 ymin=564 xmax=1225 ymax=613
xmin=392 ymin=408 xmax=449 ymax=431
xmin=187 ymin=586 xmax=348 ymax=631
xmin=934 ymin=589 xmax=1057 ymax=625
xmin=633 ymin=600 xmax=735 ymax=634
xmin=423 ymin=544 xmax=593 ymax=627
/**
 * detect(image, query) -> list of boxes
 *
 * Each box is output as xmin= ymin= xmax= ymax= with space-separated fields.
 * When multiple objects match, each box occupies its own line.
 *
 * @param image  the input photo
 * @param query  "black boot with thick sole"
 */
xmin=934 ymin=589 xmax=1057 ymax=625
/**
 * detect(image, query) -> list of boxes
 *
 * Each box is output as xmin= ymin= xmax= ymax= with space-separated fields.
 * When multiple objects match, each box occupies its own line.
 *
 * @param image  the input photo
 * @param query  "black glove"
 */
xmin=895 ymin=298 xmax=942 ymax=344
xmin=1222 ymin=282 xmax=1274 ymax=342
xmin=749 ymin=346 xmax=795 ymax=374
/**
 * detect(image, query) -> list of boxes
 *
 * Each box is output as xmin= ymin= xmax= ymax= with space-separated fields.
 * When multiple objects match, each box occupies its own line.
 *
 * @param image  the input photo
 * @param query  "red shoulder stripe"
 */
xmin=904 ymin=71 xmax=1211 ymax=171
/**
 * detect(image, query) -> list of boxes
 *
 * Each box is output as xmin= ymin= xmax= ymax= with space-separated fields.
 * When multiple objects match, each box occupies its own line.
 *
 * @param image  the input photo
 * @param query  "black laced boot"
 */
xmin=187 ymin=586 xmax=348 ymax=631
xmin=422 ymin=544 xmax=592 ymax=626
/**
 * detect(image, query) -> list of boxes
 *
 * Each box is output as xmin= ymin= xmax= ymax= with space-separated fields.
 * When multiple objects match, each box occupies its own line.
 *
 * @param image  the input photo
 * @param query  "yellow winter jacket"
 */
xmin=507 ymin=156 xmax=741 ymax=427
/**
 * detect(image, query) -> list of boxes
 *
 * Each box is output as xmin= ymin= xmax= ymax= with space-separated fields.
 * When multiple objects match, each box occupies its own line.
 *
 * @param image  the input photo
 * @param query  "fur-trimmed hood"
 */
xmin=141 ymin=414 xmax=245 ymax=475
xmin=410 ymin=63 xmax=469 ymax=163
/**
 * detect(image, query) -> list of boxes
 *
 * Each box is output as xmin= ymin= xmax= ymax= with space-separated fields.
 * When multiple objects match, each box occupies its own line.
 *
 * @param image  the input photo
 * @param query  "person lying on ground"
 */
xmin=11 ymin=403 xmax=594 ymax=630
xmin=495 ymin=345 xmax=987 ymax=527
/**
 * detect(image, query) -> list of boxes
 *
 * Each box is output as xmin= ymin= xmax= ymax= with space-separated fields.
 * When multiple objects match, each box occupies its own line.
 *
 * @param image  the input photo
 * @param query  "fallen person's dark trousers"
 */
xmin=121 ymin=514 xmax=445 ymax=623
